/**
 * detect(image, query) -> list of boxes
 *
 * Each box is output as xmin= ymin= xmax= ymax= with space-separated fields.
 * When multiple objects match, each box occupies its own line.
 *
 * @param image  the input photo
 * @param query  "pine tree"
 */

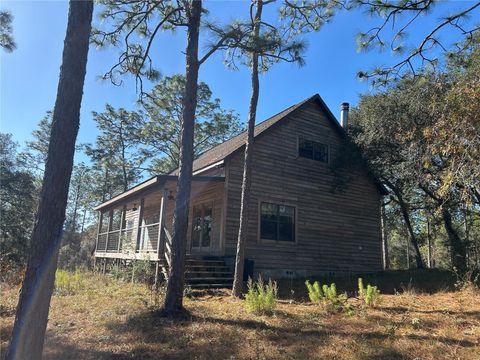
xmin=140 ymin=74 xmax=242 ymax=174
xmin=0 ymin=10 xmax=16 ymax=52
xmin=6 ymin=1 xmax=93 ymax=358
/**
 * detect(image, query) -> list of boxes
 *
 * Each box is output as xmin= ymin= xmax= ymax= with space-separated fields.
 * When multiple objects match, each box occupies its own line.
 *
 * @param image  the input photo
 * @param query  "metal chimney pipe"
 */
xmin=340 ymin=102 xmax=349 ymax=128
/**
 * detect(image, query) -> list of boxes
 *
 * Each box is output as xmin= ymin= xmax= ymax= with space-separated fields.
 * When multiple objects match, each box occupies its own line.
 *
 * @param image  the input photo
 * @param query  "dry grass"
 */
xmin=1 ymin=272 xmax=479 ymax=360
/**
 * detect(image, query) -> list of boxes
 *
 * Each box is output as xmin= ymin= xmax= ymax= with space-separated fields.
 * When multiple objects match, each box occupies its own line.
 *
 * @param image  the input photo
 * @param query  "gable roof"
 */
xmin=172 ymin=94 xmax=345 ymax=175
xmin=173 ymin=93 xmax=387 ymax=195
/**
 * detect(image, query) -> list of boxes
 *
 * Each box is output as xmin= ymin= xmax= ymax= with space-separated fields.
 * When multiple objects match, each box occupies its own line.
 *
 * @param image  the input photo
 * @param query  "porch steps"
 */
xmin=184 ymin=256 xmax=234 ymax=289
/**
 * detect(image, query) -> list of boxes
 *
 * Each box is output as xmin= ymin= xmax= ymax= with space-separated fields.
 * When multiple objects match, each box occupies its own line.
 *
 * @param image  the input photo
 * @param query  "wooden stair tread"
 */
xmin=161 ymin=256 xmax=234 ymax=289
xmin=188 ymin=283 xmax=233 ymax=288
xmin=188 ymin=277 xmax=233 ymax=281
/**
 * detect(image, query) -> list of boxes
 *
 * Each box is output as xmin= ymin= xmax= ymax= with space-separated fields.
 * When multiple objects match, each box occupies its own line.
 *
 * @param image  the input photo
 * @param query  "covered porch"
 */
xmin=93 ymin=175 xmax=226 ymax=263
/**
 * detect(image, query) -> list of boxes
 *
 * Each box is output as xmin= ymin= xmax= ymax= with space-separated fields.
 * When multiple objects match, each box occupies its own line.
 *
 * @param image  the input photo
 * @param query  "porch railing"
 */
xmin=95 ymin=190 xmax=168 ymax=260
xmin=137 ymin=223 xmax=160 ymax=252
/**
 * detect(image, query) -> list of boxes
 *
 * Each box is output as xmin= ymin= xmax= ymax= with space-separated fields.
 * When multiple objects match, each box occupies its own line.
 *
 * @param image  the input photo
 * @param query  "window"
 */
xmin=298 ymin=137 xmax=328 ymax=163
xmin=260 ymin=202 xmax=295 ymax=242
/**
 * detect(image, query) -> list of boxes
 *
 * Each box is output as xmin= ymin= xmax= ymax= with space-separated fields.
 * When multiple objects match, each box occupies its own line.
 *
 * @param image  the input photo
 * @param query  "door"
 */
xmin=191 ymin=202 xmax=213 ymax=253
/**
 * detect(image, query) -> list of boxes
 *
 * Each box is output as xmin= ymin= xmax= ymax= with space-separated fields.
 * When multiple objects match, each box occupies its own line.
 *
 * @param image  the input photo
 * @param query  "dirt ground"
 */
xmin=1 ymin=273 xmax=479 ymax=359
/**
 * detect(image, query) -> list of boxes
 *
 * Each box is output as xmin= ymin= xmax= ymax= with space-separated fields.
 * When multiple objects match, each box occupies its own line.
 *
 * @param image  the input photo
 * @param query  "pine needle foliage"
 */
xmin=358 ymin=278 xmax=381 ymax=307
xmin=244 ymin=276 xmax=278 ymax=315
xmin=305 ymin=280 xmax=351 ymax=314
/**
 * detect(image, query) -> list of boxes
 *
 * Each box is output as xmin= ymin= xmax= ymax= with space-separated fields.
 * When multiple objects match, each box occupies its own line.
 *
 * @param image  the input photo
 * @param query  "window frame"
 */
xmin=297 ymin=135 xmax=330 ymax=164
xmin=257 ymin=200 xmax=297 ymax=245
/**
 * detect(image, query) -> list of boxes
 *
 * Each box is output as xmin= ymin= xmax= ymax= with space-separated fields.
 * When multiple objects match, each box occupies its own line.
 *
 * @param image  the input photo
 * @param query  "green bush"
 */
xmin=55 ymin=269 xmax=84 ymax=295
xmin=132 ymin=260 xmax=156 ymax=283
xmin=245 ymin=276 xmax=278 ymax=315
xmin=305 ymin=280 xmax=351 ymax=314
xmin=358 ymin=277 xmax=381 ymax=307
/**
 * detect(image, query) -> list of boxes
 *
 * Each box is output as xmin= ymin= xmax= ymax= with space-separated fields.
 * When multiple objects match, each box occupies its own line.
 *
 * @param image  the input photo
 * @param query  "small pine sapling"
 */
xmin=358 ymin=278 xmax=365 ymax=298
xmin=245 ymin=276 xmax=278 ymax=315
xmin=305 ymin=280 xmax=323 ymax=302
xmin=358 ymin=277 xmax=381 ymax=307
xmin=305 ymin=281 xmax=351 ymax=314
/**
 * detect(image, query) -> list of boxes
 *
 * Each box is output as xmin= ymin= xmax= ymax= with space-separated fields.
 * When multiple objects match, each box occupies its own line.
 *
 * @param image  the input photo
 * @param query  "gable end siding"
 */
xmin=224 ymin=101 xmax=382 ymax=276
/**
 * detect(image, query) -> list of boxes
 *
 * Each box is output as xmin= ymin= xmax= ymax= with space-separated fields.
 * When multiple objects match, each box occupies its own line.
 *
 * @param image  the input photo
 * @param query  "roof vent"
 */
xmin=340 ymin=102 xmax=349 ymax=128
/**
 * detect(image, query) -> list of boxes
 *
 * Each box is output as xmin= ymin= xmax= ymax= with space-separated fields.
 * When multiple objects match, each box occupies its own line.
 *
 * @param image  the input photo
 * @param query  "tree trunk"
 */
xmin=463 ymin=207 xmax=470 ymax=267
xmin=71 ymin=179 xmax=82 ymax=233
xmin=380 ymin=201 xmax=389 ymax=270
xmin=120 ymin=133 xmax=128 ymax=192
xmin=419 ymin=185 xmax=467 ymax=272
xmin=393 ymin=189 xmax=424 ymax=269
xmin=102 ymin=166 xmax=109 ymax=202
xmin=79 ymin=208 xmax=87 ymax=244
xmin=232 ymin=0 xmax=263 ymax=298
xmin=6 ymin=1 xmax=93 ymax=359
xmin=441 ymin=206 xmax=467 ymax=272
xmin=427 ymin=215 xmax=433 ymax=268
xmin=163 ymin=0 xmax=201 ymax=315
xmin=406 ymin=238 xmax=410 ymax=269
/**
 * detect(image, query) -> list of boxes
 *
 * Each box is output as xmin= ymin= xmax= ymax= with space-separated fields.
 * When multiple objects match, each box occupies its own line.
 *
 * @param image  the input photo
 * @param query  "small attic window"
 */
xmin=298 ymin=137 xmax=329 ymax=163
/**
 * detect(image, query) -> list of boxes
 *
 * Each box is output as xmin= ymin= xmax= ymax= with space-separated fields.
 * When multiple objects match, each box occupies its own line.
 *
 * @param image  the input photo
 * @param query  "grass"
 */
xmin=1 ymin=271 xmax=479 ymax=359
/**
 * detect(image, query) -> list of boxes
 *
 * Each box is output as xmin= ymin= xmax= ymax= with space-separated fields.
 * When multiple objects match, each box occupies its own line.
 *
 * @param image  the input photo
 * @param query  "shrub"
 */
xmin=108 ymin=260 xmax=157 ymax=284
xmin=55 ymin=269 xmax=84 ymax=295
xmin=305 ymin=281 xmax=351 ymax=314
xmin=454 ymin=268 xmax=480 ymax=292
xmin=245 ymin=276 xmax=278 ymax=315
xmin=132 ymin=260 xmax=156 ymax=283
xmin=358 ymin=277 xmax=381 ymax=307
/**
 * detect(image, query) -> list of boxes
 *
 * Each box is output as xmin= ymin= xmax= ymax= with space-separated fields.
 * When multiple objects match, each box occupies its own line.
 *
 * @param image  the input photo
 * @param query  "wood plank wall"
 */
xmin=161 ymin=180 xmax=225 ymax=256
xmin=223 ymin=101 xmax=383 ymax=277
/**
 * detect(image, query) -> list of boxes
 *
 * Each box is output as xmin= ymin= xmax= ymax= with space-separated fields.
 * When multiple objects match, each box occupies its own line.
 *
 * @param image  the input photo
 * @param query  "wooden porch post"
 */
xmin=156 ymin=190 xmax=167 ymax=260
xmin=154 ymin=261 xmax=159 ymax=289
xmin=118 ymin=205 xmax=126 ymax=253
xmin=95 ymin=211 xmax=103 ymax=252
xmin=135 ymin=198 xmax=144 ymax=252
xmin=131 ymin=260 xmax=136 ymax=283
xmin=105 ymin=209 xmax=113 ymax=252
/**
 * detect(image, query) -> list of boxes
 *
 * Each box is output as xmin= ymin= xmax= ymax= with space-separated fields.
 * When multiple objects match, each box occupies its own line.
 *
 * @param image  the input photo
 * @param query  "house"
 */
xmin=93 ymin=94 xmax=386 ymax=286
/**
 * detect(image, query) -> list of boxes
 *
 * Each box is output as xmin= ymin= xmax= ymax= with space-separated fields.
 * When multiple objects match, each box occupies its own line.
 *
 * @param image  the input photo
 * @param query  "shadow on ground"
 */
xmin=41 ymin=307 xmax=472 ymax=360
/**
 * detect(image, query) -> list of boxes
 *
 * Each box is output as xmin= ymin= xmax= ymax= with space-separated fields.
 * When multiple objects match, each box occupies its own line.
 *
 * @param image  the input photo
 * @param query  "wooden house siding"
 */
xmin=223 ymin=101 xmax=382 ymax=276
xmin=162 ymin=180 xmax=225 ymax=256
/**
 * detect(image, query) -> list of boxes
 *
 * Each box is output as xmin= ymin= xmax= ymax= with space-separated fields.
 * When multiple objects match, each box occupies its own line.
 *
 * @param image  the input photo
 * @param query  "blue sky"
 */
xmin=1 ymin=0 xmax=477 ymax=164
